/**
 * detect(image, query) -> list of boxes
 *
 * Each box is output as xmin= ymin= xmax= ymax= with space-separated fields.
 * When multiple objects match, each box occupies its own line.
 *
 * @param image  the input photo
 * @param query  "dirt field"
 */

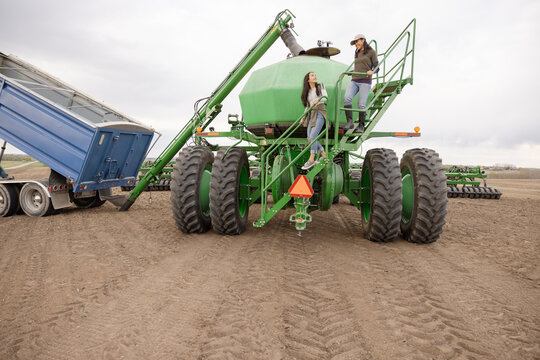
xmin=1 ymin=167 xmax=539 ymax=359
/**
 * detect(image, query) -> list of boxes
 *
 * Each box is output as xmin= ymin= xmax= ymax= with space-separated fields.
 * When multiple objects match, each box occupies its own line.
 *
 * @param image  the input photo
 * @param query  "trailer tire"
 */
xmin=210 ymin=147 xmax=250 ymax=235
xmin=19 ymin=182 xmax=54 ymax=217
xmin=400 ymin=148 xmax=447 ymax=244
xmin=170 ymin=146 xmax=214 ymax=233
xmin=0 ymin=184 xmax=20 ymax=217
xmin=73 ymin=196 xmax=106 ymax=209
xmin=360 ymin=148 xmax=402 ymax=242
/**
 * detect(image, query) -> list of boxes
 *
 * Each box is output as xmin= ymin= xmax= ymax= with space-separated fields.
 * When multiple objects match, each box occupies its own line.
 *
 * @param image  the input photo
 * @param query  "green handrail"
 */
xmin=258 ymin=95 xmax=328 ymax=214
xmin=333 ymin=19 xmax=416 ymax=146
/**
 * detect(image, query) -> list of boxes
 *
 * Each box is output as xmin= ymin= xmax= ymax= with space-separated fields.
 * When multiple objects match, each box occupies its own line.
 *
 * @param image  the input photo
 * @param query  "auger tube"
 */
xmin=119 ymin=10 xmax=295 ymax=211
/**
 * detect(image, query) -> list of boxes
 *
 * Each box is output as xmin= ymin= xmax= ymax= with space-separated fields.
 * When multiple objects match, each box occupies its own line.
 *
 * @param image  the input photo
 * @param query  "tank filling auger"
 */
xmin=119 ymin=10 xmax=297 ymax=211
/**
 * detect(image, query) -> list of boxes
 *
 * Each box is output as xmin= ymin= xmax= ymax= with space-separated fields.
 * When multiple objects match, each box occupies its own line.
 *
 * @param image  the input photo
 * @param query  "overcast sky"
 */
xmin=1 ymin=0 xmax=539 ymax=167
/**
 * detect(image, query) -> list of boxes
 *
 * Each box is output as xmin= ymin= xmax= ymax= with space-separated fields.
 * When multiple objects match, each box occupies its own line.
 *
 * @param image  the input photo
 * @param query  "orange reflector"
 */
xmin=394 ymin=132 xmax=420 ymax=137
xmin=414 ymin=126 xmax=420 ymax=133
xmin=196 ymin=126 xmax=203 ymax=133
xmin=288 ymin=175 xmax=314 ymax=198
xmin=207 ymin=132 xmax=220 ymax=136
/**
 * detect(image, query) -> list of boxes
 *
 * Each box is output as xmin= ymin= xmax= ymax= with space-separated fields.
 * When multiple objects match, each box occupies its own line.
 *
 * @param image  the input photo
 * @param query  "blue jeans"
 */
xmin=0 ymin=165 xmax=8 ymax=178
xmin=308 ymin=111 xmax=325 ymax=154
xmin=344 ymin=81 xmax=371 ymax=110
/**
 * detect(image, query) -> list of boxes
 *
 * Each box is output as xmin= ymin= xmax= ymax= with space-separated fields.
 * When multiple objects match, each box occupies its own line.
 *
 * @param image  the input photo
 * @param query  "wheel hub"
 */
xmin=31 ymin=191 xmax=43 ymax=207
xmin=401 ymin=169 xmax=414 ymax=224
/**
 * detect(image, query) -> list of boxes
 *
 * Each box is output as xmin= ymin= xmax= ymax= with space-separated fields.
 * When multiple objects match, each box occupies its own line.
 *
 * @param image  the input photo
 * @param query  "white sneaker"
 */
xmin=315 ymin=156 xmax=326 ymax=164
xmin=301 ymin=161 xmax=316 ymax=170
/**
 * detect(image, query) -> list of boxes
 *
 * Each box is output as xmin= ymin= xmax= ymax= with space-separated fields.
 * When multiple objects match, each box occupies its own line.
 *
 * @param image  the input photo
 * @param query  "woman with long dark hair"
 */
xmin=300 ymin=72 xmax=327 ymax=170
xmin=343 ymin=34 xmax=378 ymax=132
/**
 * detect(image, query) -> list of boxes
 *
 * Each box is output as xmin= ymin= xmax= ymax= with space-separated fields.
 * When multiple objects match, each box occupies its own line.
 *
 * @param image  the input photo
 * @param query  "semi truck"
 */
xmin=0 ymin=52 xmax=156 ymax=217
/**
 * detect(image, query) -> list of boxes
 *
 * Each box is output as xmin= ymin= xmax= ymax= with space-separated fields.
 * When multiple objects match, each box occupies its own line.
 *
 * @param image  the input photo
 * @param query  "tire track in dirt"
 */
xmin=278 ymin=214 xmax=373 ymax=360
xmin=5 ymin=209 xmax=157 ymax=358
xmin=0 ymin=218 xmax=50 ymax=359
xmin=327 ymin=205 xmax=496 ymax=359
xmin=397 ymin=244 xmax=540 ymax=359
xmin=445 ymin=198 xmax=540 ymax=284
xmin=34 ymin=233 xmax=240 ymax=359
xmin=197 ymin=217 xmax=285 ymax=359
xmin=1 ymin=195 xmax=187 ymax=359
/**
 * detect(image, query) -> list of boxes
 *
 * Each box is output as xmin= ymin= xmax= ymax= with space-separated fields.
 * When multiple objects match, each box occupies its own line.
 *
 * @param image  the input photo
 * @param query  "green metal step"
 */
xmin=372 ymin=78 xmax=411 ymax=94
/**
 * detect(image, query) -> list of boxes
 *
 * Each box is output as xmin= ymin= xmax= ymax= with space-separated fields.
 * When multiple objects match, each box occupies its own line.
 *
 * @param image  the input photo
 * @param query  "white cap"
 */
xmin=350 ymin=34 xmax=366 ymax=45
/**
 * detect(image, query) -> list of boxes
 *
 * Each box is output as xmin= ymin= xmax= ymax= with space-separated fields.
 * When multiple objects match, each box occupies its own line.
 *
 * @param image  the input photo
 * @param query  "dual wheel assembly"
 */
xmin=0 ymin=182 xmax=54 ymax=217
xmin=361 ymin=148 xmax=448 ymax=243
xmin=170 ymin=146 xmax=250 ymax=235
xmin=170 ymin=145 xmax=448 ymax=242
xmin=0 ymin=169 xmax=106 ymax=218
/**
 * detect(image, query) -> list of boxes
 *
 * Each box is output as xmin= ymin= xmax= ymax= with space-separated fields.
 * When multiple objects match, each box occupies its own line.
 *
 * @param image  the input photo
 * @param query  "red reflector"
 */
xmin=53 ymin=185 xmax=58 ymax=191
xmin=49 ymin=186 xmax=52 ymax=191
xmin=288 ymin=175 xmax=314 ymax=198
xmin=338 ymin=129 xmax=344 ymax=134
xmin=265 ymin=128 xmax=273 ymax=134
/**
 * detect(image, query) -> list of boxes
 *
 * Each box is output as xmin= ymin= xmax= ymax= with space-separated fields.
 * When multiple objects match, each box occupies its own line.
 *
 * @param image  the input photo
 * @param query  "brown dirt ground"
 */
xmin=1 ymin=168 xmax=539 ymax=359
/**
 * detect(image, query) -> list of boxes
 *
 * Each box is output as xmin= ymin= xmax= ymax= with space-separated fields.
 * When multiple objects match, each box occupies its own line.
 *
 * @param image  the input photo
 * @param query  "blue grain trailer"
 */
xmin=0 ymin=52 xmax=156 ymax=217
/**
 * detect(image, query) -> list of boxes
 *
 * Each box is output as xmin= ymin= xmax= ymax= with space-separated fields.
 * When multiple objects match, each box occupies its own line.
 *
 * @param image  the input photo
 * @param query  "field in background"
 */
xmin=1 ymin=154 xmax=44 ymax=169
xmin=1 ymin=161 xmax=28 ymax=168
xmin=487 ymin=168 xmax=540 ymax=179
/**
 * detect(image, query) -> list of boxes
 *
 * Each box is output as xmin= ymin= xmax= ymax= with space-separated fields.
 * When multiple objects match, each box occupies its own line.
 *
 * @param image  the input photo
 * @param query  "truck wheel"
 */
xmin=360 ymin=148 xmax=401 ymax=242
xmin=400 ymin=148 xmax=447 ymax=244
xmin=73 ymin=195 xmax=106 ymax=209
xmin=19 ymin=183 xmax=54 ymax=217
xmin=0 ymin=184 xmax=20 ymax=217
xmin=170 ymin=146 xmax=214 ymax=233
xmin=210 ymin=147 xmax=250 ymax=235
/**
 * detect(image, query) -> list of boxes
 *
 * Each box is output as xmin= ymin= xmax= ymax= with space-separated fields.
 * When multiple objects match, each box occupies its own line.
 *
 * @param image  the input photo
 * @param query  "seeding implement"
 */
xmin=120 ymin=161 xmax=174 ymax=192
xmin=446 ymin=166 xmax=502 ymax=199
xmin=120 ymin=10 xmax=448 ymax=243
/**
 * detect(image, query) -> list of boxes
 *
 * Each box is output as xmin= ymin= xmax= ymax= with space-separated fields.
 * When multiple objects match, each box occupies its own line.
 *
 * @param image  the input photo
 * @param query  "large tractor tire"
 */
xmin=210 ymin=147 xmax=250 ymax=235
xmin=400 ymin=148 xmax=447 ymax=244
xmin=360 ymin=148 xmax=402 ymax=242
xmin=170 ymin=146 xmax=214 ymax=233
xmin=19 ymin=182 xmax=54 ymax=217
xmin=0 ymin=184 xmax=20 ymax=217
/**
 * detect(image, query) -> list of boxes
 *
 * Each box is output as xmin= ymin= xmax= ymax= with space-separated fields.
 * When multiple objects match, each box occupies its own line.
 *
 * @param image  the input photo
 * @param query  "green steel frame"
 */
xmin=194 ymin=19 xmax=418 ymax=229
xmin=120 ymin=12 xmax=420 ymax=231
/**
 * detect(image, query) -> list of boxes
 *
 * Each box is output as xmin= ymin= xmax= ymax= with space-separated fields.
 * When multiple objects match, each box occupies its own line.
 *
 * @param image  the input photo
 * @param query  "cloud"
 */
xmin=1 ymin=0 xmax=539 ymax=167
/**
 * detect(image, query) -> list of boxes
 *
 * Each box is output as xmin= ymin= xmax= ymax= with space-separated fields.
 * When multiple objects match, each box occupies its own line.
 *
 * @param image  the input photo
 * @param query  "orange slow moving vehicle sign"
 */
xmin=288 ymin=175 xmax=314 ymax=198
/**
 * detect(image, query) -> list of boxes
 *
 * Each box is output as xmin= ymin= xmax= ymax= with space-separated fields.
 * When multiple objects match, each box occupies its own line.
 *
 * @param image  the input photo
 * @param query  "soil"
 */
xmin=1 ymin=167 xmax=539 ymax=359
